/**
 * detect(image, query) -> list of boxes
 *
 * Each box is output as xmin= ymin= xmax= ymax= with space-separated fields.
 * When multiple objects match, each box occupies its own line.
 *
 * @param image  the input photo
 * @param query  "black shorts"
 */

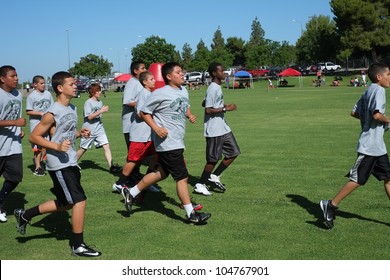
xmin=0 ymin=154 xmax=23 ymax=183
xmin=347 ymin=153 xmax=390 ymax=185
xmin=206 ymin=132 xmax=240 ymax=163
xmin=48 ymin=166 xmax=86 ymax=207
xmin=157 ymin=149 xmax=188 ymax=181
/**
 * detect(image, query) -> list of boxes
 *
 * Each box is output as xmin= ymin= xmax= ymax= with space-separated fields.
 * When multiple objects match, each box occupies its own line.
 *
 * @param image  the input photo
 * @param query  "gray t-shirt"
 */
xmin=82 ymin=98 xmax=103 ymax=136
xmin=122 ymin=77 xmax=143 ymax=133
xmin=354 ymin=83 xmax=387 ymax=156
xmin=45 ymin=102 xmax=78 ymax=170
xmin=0 ymin=88 xmax=23 ymax=156
xmin=130 ymin=87 xmax=152 ymax=142
xmin=203 ymin=82 xmax=231 ymax=137
xmin=142 ymin=85 xmax=190 ymax=152
xmin=26 ymin=89 xmax=54 ymax=132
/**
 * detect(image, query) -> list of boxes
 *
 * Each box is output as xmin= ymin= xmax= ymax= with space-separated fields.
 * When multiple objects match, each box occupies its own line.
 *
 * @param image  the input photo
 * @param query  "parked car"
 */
xmin=186 ymin=72 xmax=203 ymax=82
xmin=247 ymin=69 xmax=269 ymax=77
xmin=317 ymin=62 xmax=341 ymax=72
xmin=305 ymin=65 xmax=318 ymax=74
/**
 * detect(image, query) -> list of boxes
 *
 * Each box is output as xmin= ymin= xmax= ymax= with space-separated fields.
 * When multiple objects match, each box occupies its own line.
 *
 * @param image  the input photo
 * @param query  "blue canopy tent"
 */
xmin=232 ymin=70 xmax=253 ymax=89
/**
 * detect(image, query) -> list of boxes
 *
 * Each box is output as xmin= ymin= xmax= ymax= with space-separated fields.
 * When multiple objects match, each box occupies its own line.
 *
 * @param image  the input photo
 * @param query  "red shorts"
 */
xmin=127 ymin=141 xmax=156 ymax=162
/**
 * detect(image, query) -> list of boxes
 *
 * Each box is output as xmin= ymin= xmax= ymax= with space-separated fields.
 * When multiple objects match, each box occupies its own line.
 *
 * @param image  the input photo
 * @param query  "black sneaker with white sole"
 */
xmin=14 ymin=209 xmax=29 ymax=235
xmin=71 ymin=243 xmax=102 ymax=257
xmin=122 ymin=187 xmax=134 ymax=213
xmin=320 ymin=200 xmax=337 ymax=229
xmin=187 ymin=210 xmax=211 ymax=225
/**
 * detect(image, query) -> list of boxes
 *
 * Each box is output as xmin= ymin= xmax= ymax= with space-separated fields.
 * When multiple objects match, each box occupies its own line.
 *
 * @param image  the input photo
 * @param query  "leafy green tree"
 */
xmin=331 ymin=0 xmax=390 ymax=62
xmin=187 ymin=39 xmax=210 ymax=71
xmin=266 ymin=40 xmax=296 ymax=67
xmin=226 ymin=37 xmax=246 ymax=66
xmin=245 ymin=17 xmax=268 ymax=68
xmin=295 ymin=15 xmax=338 ymax=63
xmin=209 ymin=27 xmax=233 ymax=68
xmin=131 ymin=35 xmax=177 ymax=67
xmin=181 ymin=43 xmax=193 ymax=70
xmin=69 ymin=54 xmax=112 ymax=78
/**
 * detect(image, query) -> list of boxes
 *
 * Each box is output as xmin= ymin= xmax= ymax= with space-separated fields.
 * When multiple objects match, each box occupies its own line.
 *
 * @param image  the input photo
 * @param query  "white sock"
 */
xmin=130 ymin=185 xmax=141 ymax=198
xmin=183 ymin=203 xmax=194 ymax=218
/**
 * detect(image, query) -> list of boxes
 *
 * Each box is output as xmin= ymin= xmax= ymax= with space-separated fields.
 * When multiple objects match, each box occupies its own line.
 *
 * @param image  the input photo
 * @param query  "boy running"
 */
xmin=0 ymin=65 xmax=26 ymax=223
xmin=122 ymin=62 xmax=211 ymax=224
xmin=320 ymin=63 xmax=390 ymax=229
xmin=194 ymin=62 xmax=240 ymax=196
xmin=26 ymin=75 xmax=54 ymax=176
xmin=14 ymin=71 xmax=101 ymax=257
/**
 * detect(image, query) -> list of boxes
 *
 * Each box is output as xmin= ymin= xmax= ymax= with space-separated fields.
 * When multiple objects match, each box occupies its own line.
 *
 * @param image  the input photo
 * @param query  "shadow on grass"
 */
xmin=116 ymin=189 xmax=186 ymax=224
xmin=286 ymin=194 xmax=390 ymax=229
xmin=116 ymin=181 xmax=209 ymax=225
xmin=15 ymin=211 xmax=72 ymax=244
xmin=79 ymin=159 xmax=109 ymax=173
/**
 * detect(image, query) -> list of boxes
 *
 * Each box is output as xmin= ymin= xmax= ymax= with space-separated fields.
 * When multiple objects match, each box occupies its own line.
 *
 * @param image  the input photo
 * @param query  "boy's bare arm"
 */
xmin=373 ymin=111 xmax=390 ymax=124
xmin=30 ymin=113 xmax=70 ymax=152
xmin=141 ymin=112 xmax=168 ymax=138
xmin=0 ymin=118 xmax=26 ymax=127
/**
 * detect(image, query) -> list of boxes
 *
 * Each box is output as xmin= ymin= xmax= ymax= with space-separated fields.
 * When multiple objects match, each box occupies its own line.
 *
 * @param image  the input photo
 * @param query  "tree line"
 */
xmin=69 ymin=0 xmax=389 ymax=78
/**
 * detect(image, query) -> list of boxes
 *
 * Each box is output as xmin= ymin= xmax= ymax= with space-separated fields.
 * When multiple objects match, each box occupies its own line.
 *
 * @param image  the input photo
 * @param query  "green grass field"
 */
xmin=1 ymin=77 xmax=390 ymax=260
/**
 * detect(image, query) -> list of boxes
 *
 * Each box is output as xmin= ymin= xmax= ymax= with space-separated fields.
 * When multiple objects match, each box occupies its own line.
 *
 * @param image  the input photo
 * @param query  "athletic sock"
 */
xmin=183 ymin=203 xmax=194 ymax=218
xmin=70 ymin=232 xmax=84 ymax=248
xmin=23 ymin=206 xmax=40 ymax=221
xmin=130 ymin=185 xmax=141 ymax=198
xmin=213 ymin=162 xmax=228 ymax=176
xmin=200 ymin=170 xmax=211 ymax=184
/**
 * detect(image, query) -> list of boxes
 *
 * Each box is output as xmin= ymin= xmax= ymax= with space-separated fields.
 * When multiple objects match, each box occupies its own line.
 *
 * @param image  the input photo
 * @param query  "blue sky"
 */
xmin=1 ymin=0 xmax=333 ymax=82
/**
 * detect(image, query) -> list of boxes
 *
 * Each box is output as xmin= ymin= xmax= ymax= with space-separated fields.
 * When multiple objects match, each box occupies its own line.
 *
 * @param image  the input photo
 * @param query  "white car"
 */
xmin=317 ymin=62 xmax=341 ymax=72
xmin=186 ymin=72 xmax=203 ymax=82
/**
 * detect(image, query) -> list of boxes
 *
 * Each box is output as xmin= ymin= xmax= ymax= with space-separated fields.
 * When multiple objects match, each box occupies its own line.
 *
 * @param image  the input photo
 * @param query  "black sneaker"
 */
xmin=122 ymin=187 xmax=134 ymax=213
xmin=33 ymin=167 xmax=45 ymax=176
xmin=187 ymin=210 xmax=211 ymax=225
xmin=14 ymin=209 xmax=29 ymax=235
xmin=109 ymin=164 xmax=122 ymax=174
xmin=71 ymin=243 xmax=102 ymax=257
xmin=320 ymin=200 xmax=337 ymax=229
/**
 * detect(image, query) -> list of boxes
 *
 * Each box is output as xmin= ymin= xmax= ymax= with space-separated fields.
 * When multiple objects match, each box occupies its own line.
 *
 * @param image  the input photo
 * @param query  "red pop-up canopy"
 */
xmin=149 ymin=63 xmax=165 ymax=91
xmin=114 ymin=73 xmax=132 ymax=82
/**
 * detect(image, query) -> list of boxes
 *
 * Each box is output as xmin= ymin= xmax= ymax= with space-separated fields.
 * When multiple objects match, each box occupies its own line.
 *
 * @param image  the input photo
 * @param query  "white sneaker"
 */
xmin=194 ymin=183 xmax=212 ymax=196
xmin=208 ymin=174 xmax=226 ymax=191
xmin=112 ymin=182 xmax=123 ymax=193
xmin=0 ymin=211 xmax=7 ymax=222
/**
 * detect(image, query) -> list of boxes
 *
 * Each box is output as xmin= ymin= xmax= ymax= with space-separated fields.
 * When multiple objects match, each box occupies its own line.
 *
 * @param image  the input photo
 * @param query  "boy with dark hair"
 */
xmin=122 ymin=62 xmax=211 ymax=224
xmin=320 ymin=63 xmax=390 ymax=229
xmin=26 ymin=75 xmax=54 ymax=176
xmin=122 ymin=61 xmax=146 ymax=149
xmin=0 ymin=65 xmax=26 ymax=223
xmin=76 ymin=83 xmax=121 ymax=174
xmin=14 ymin=71 xmax=101 ymax=257
xmin=122 ymin=61 xmax=147 ymax=181
xmin=113 ymin=71 xmax=158 ymax=193
xmin=194 ymin=62 xmax=240 ymax=196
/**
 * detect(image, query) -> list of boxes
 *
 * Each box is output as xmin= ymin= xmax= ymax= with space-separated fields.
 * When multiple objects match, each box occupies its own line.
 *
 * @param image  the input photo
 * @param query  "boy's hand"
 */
xmin=226 ymin=104 xmax=237 ymax=111
xmin=187 ymin=114 xmax=196 ymax=124
xmin=100 ymin=105 xmax=109 ymax=113
xmin=20 ymin=130 xmax=25 ymax=139
xmin=154 ymin=127 xmax=168 ymax=138
xmin=15 ymin=117 xmax=26 ymax=127
xmin=81 ymin=128 xmax=90 ymax=138
xmin=59 ymin=139 xmax=71 ymax=152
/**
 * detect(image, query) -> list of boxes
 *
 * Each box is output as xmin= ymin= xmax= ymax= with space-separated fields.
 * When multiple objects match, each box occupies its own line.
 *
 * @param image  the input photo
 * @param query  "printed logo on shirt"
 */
xmin=4 ymin=100 xmax=21 ymax=120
